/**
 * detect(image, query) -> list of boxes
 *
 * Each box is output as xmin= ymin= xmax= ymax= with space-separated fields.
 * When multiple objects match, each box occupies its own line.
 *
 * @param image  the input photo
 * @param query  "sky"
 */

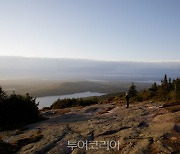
xmin=0 ymin=0 xmax=180 ymax=61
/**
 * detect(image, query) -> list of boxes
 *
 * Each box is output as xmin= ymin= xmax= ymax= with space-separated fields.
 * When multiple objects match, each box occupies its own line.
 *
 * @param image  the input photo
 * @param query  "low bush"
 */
xmin=51 ymin=97 xmax=98 ymax=109
xmin=0 ymin=87 xmax=41 ymax=130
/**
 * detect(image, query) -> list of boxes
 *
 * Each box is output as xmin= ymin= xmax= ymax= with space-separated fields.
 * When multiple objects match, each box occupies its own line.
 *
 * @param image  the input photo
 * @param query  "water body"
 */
xmin=36 ymin=92 xmax=106 ymax=109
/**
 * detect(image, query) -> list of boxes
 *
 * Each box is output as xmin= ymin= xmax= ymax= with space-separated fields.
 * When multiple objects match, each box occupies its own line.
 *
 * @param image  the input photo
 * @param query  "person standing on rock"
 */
xmin=126 ymin=92 xmax=129 ymax=108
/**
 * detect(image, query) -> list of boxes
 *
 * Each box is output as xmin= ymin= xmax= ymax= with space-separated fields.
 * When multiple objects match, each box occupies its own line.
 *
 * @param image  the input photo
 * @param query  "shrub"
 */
xmin=51 ymin=97 xmax=98 ymax=109
xmin=0 ymin=89 xmax=41 ymax=130
xmin=133 ymin=95 xmax=143 ymax=102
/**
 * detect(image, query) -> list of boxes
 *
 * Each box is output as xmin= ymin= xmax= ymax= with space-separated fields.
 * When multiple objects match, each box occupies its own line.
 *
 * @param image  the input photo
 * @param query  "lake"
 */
xmin=36 ymin=91 xmax=106 ymax=109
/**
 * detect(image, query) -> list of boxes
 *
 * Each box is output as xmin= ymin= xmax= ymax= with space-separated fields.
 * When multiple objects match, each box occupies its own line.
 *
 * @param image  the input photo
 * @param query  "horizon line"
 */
xmin=0 ymin=55 xmax=180 ymax=63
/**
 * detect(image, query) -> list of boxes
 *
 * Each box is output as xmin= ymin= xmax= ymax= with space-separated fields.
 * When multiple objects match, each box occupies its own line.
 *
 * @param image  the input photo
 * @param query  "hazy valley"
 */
xmin=0 ymin=56 xmax=179 ymax=97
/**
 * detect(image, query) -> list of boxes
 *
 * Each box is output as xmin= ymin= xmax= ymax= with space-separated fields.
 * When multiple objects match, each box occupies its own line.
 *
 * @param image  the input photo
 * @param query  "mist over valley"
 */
xmin=0 ymin=56 xmax=179 ymax=97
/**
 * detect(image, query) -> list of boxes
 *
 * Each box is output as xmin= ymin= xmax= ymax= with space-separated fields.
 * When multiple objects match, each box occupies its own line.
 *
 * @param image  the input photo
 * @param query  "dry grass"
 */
xmin=98 ymin=106 xmax=114 ymax=114
xmin=163 ymin=101 xmax=180 ymax=113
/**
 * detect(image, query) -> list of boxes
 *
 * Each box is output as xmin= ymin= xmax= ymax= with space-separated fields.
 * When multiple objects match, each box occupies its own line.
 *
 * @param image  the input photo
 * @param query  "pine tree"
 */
xmin=128 ymin=82 xmax=137 ymax=98
xmin=0 ymin=87 xmax=6 ymax=102
xmin=149 ymin=82 xmax=158 ymax=98
xmin=149 ymin=82 xmax=158 ymax=92
xmin=159 ymin=74 xmax=171 ymax=99
xmin=174 ymin=78 xmax=180 ymax=100
xmin=162 ymin=74 xmax=168 ymax=86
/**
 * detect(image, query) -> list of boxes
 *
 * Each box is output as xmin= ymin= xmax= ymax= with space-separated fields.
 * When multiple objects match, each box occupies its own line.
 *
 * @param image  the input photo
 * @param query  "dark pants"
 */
xmin=126 ymin=99 xmax=129 ymax=108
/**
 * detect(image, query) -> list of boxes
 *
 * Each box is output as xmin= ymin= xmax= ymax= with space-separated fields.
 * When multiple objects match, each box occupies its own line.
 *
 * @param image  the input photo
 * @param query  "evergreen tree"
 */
xmin=158 ymin=74 xmax=171 ymax=99
xmin=149 ymin=82 xmax=158 ymax=98
xmin=149 ymin=82 xmax=158 ymax=92
xmin=0 ymin=87 xmax=41 ymax=130
xmin=162 ymin=74 xmax=168 ymax=86
xmin=168 ymin=77 xmax=173 ymax=91
xmin=0 ymin=87 xmax=6 ymax=102
xmin=128 ymin=82 xmax=137 ymax=98
xmin=169 ymin=77 xmax=172 ymax=84
xmin=174 ymin=78 xmax=180 ymax=100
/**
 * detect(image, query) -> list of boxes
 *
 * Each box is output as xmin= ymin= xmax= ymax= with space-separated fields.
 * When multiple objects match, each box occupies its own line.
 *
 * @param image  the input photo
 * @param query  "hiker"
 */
xmin=126 ymin=92 xmax=129 ymax=108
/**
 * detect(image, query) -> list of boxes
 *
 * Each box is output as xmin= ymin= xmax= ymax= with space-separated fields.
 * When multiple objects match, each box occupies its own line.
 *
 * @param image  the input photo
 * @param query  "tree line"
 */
xmin=127 ymin=75 xmax=180 ymax=101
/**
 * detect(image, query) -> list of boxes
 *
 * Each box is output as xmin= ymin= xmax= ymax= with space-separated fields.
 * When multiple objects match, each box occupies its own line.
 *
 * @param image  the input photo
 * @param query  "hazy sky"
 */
xmin=0 ymin=0 xmax=180 ymax=61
